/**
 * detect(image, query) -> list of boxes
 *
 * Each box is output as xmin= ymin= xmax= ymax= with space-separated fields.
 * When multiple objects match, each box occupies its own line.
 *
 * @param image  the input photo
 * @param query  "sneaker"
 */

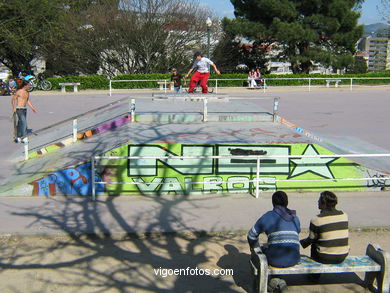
xmin=279 ymin=279 xmax=289 ymax=292
xmin=14 ymin=137 xmax=21 ymax=143
xmin=268 ymin=278 xmax=288 ymax=293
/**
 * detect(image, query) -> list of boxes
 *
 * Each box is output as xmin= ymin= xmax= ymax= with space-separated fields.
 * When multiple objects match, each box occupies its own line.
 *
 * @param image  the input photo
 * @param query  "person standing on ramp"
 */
xmin=185 ymin=52 xmax=220 ymax=94
xmin=11 ymin=80 xmax=37 ymax=143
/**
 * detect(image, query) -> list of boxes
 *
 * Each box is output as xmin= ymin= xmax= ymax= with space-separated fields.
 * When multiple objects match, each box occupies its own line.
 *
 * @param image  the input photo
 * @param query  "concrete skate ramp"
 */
xmin=1 ymin=95 xmax=389 ymax=196
xmin=318 ymin=134 xmax=390 ymax=174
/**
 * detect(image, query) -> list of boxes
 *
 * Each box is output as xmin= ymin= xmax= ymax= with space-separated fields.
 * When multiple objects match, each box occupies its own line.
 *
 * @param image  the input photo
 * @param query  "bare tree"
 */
xmin=99 ymin=0 xmax=216 ymax=75
xmin=45 ymin=0 xmax=217 ymax=76
xmin=377 ymin=0 xmax=390 ymax=23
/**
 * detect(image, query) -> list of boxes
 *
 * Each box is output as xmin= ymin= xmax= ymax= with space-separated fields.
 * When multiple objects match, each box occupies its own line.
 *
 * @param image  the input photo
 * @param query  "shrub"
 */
xmin=46 ymin=72 xmax=390 ymax=90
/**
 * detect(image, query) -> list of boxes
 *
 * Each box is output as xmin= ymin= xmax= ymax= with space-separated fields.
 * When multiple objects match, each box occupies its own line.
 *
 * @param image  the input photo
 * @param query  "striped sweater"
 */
xmin=301 ymin=208 xmax=349 ymax=264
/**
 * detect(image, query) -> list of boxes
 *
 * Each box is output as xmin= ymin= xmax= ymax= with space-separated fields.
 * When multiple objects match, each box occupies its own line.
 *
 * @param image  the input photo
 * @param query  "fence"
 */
xmin=91 ymin=153 xmax=390 ymax=200
xmin=108 ymin=77 xmax=390 ymax=96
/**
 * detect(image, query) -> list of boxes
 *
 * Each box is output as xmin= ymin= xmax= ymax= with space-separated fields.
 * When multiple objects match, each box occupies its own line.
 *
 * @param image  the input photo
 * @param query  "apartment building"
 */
xmin=357 ymin=35 xmax=390 ymax=72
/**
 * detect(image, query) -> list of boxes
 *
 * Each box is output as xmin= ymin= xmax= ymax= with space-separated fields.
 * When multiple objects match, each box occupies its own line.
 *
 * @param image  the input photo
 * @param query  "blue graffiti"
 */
xmin=33 ymin=163 xmax=104 ymax=196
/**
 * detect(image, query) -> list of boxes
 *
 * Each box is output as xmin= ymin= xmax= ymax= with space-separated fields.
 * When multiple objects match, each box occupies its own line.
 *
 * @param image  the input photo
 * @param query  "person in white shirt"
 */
xmin=184 ymin=52 xmax=220 ymax=93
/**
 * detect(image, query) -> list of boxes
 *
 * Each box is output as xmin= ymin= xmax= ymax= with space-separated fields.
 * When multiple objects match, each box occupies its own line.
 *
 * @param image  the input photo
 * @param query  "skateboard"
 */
xmin=11 ymin=111 xmax=17 ymax=141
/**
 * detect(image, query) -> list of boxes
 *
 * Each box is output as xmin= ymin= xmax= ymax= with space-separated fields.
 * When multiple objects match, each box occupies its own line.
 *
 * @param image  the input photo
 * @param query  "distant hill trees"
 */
xmin=364 ymin=23 xmax=389 ymax=36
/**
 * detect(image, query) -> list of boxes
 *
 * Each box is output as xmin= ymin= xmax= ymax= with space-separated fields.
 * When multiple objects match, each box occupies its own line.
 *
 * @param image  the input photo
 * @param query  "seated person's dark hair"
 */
xmin=320 ymin=190 xmax=337 ymax=208
xmin=272 ymin=191 xmax=288 ymax=207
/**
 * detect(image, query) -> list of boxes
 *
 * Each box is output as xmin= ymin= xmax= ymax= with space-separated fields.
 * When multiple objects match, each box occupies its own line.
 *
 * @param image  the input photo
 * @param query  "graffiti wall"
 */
xmin=30 ymin=143 xmax=388 ymax=196
xmin=31 ymin=163 xmax=104 ymax=196
xmin=98 ymin=143 xmax=385 ymax=195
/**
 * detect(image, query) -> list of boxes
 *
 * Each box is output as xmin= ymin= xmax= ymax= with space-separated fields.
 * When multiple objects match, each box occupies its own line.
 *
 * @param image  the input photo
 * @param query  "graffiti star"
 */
xmin=289 ymin=145 xmax=338 ymax=179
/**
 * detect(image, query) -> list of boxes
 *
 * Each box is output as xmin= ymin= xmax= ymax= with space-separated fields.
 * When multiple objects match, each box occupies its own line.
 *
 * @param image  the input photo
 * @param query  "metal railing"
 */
xmin=152 ymin=95 xmax=280 ymax=123
xmin=109 ymin=79 xmax=170 ymax=96
xmin=21 ymin=95 xmax=278 ymax=160
xmin=21 ymin=96 xmax=134 ymax=161
xmin=108 ymin=77 xmax=390 ymax=95
xmin=91 ymin=153 xmax=390 ymax=200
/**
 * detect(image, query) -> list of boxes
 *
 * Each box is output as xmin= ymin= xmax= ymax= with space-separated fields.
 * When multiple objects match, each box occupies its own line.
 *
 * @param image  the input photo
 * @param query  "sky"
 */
xmin=199 ymin=0 xmax=385 ymax=25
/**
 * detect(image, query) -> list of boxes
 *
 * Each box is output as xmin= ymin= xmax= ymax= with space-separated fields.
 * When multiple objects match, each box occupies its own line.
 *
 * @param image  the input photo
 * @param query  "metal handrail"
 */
xmin=91 ymin=153 xmax=390 ymax=200
xmin=108 ymin=77 xmax=390 ymax=95
xmin=22 ymin=95 xmax=279 ymax=160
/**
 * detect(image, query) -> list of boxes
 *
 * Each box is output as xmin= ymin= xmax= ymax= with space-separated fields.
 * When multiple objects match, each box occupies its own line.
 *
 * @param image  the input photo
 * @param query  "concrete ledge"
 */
xmin=152 ymin=93 xmax=230 ymax=102
xmin=136 ymin=113 xmax=273 ymax=123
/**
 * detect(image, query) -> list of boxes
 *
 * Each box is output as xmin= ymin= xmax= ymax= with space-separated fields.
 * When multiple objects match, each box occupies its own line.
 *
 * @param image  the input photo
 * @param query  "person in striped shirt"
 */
xmin=300 ymin=191 xmax=349 ymax=264
xmin=248 ymin=191 xmax=301 ymax=268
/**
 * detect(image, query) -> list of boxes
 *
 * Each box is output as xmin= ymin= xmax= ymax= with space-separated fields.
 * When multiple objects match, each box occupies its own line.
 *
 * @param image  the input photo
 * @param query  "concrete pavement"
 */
xmin=0 ymin=87 xmax=390 ymax=236
xmin=0 ymin=191 xmax=389 ymax=236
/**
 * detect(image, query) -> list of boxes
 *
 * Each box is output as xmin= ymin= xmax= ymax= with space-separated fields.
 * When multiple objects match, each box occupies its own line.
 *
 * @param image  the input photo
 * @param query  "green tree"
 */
xmin=213 ymin=19 xmax=269 ymax=73
xmin=0 ymin=0 xmax=65 ymax=76
xmin=346 ymin=55 xmax=367 ymax=74
xmin=228 ymin=0 xmax=365 ymax=73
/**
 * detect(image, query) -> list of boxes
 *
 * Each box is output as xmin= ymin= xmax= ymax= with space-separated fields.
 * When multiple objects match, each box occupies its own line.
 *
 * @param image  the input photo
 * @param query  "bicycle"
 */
xmin=22 ymin=73 xmax=52 ymax=92
xmin=29 ymin=74 xmax=52 ymax=91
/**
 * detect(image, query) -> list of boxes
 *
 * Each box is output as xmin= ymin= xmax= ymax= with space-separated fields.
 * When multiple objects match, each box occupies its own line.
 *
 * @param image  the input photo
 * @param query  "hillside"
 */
xmin=364 ymin=22 xmax=389 ymax=35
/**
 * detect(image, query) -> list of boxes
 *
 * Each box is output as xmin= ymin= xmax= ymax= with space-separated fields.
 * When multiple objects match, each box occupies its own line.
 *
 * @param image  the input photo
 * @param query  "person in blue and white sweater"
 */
xmin=248 ymin=191 xmax=301 ymax=268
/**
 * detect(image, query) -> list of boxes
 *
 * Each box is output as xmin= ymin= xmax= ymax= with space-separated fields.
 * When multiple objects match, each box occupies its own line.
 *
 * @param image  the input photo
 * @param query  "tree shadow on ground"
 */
xmin=0 ymin=195 xmax=243 ymax=293
xmin=217 ymin=244 xmax=252 ymax=293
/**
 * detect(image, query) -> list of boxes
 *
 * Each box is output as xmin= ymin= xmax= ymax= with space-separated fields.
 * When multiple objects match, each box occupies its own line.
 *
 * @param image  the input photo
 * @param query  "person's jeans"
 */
xmin=16 ymin=108 xmax=27 ymax=138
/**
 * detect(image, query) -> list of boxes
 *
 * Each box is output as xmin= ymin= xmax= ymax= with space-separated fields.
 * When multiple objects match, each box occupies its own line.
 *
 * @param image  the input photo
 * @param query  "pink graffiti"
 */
xmin=95 ymin=115 xmax=131 ymax=134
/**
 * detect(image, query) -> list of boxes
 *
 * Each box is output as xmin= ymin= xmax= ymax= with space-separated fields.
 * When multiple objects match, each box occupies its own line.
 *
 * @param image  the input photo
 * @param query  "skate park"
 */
xmin=1 ymin=87 xmax=390 ymax=293
xmin=0 ymin=86 xmax=390 ymax=232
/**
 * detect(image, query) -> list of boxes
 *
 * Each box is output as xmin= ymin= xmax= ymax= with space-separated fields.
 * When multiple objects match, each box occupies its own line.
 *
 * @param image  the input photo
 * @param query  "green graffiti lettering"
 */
xmin=159 ymin=177 xmax=183 ymax=194
xmin=251 ymin=177 xmax=277 ymax=192
xmin=132 ymin=178 xmax=162 ymax=193
xmin=204 ymin=177 xmax=223 ymax=193
xmin=184 ymin=178 xmax=203 ymax=194
xmin=227 ymin=176 xmax=250 ymax=193
xmin=128 ymin=145 xmax=213 ymax=176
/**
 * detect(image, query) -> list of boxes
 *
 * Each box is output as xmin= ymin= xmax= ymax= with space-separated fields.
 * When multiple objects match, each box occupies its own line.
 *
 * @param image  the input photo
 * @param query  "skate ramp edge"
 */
xmin=3 ymin=141 xmax=389 ymax=197
xmin=2 ymin=111 xmax=390 ymax=196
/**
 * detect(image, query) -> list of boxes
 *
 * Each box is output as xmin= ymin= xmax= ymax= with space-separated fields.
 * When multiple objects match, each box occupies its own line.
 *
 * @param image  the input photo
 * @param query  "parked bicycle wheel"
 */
xmin=40 ymin=80 xmax=52 ymax=91
xmin=27 ymin=80 xmax=35 ymax=92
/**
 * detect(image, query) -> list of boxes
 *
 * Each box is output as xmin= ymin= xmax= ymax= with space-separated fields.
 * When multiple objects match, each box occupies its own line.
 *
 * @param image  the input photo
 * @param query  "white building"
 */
xmin=0 ymin=65 xmax=11 ymax=80
xmin=357 ymin=36 xmax=390 ymax=72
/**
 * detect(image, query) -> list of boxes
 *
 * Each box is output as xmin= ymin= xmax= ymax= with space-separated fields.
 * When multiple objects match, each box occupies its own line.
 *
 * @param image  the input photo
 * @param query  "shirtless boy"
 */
xmin=11 ymin=80 xmax=37 ymax=143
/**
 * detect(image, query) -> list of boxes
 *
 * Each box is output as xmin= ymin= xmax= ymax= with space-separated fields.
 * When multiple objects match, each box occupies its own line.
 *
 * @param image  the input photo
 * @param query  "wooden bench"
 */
xmin=250 ymin=244 xmax=390 ymax=293
xmin=325 ymin=79 xmax=341 ymax=87
xmin=59 ymin=82 xmax=81 ymax=93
